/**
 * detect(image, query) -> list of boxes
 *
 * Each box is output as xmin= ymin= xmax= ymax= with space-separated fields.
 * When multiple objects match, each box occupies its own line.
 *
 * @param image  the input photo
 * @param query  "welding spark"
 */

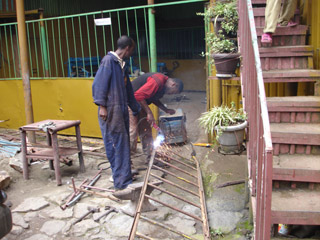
xmin=153 ymin=134 xmax=165 ymax=148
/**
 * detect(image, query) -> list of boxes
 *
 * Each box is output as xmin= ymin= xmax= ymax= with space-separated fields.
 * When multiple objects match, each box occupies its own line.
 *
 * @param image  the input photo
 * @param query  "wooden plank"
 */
xmin=271 ymin=123 xmax=320 ymax=145
xmin=272 ymin=189 xmax=320 ymax=225
xmin=273 ymin=154 xmax=320 ymax=182
xmin=267 ymin=96 xmax=320 ymax=108
xmin=256 ymin=25 xmax=308 ymax=36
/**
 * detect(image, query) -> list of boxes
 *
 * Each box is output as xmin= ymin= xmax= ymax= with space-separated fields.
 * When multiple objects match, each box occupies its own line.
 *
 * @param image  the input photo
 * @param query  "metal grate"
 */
xmin=129 ymin=144 xmax=210 ymax=240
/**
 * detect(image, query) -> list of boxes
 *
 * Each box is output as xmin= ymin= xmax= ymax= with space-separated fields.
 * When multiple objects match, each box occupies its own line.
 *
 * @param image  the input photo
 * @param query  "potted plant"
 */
xmin=198 ymin=0 xmax=240 ymax=77
xmin=206 ymin=32 xmax=240 ymax=76
xmin=198 ymin=103 xmax=247 ymax=154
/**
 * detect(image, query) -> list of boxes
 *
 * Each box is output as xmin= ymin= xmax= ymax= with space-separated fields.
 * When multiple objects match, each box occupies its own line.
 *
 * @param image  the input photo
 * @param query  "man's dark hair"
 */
xmin=172 ymin=78 xmax=184 ymax=93
xmin=117 ymin=35 xmax=134 ymax=49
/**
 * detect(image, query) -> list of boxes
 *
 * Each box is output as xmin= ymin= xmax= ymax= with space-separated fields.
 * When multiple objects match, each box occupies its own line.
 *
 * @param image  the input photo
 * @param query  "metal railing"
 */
xmin=0 ymin=0 xmax=206 ymax=80
xmin=238 ymin=0 xmax=273 ymax=239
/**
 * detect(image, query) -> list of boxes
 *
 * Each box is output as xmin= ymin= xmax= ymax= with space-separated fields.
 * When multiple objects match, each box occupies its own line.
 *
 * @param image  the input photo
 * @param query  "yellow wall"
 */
xmin=0 ymin=78 xmax=101 ymax=137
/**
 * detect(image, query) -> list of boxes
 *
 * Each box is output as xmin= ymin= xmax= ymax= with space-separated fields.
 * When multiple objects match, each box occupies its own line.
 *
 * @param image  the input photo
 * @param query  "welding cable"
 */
xmin=97 ymin=161 xmax=111 ymax=171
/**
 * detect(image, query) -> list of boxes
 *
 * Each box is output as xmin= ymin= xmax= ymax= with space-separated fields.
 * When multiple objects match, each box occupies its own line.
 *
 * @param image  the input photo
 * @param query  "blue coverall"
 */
xmin=92 ymin=52 xmax=140 ymax=189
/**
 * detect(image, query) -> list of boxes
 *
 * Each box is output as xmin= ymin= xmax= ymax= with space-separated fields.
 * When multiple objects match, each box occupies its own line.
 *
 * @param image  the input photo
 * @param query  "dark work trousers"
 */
xmin=98 ymin=105 xmax=132 ymax=190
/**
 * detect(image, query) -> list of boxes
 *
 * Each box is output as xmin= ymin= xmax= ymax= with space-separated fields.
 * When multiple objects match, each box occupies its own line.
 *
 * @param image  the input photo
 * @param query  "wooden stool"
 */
xmin=20 ymin=120 xmax=85 ymax=186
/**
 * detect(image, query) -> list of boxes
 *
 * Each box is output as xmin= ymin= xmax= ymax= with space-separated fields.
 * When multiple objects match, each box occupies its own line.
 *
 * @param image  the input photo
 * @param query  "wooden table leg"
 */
xmin=21 ymin=130 xmax=29 ymax=180
xmin=51 ymin=133 xmax=62 ymax=186
xmin=75 ymin=125 xmax=85 ymax=173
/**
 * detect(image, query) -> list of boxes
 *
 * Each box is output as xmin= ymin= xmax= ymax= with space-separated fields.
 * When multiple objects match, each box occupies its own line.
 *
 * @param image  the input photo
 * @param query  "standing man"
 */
xmin=92 ymin=36 xmax=140 ymax=190
xmin=129 ymin=72 xmax=183 ymax=162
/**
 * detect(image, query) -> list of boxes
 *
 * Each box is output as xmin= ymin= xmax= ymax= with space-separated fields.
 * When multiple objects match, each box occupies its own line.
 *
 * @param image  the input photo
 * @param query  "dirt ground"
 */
xmin=0 ymin=92 xmax=251 ymax=239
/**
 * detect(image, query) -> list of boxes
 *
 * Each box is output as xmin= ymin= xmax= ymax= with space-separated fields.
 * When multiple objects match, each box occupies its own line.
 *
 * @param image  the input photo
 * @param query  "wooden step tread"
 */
xmin=256 ymin=25 xmax=308 ymax=36
xmin=271 ymin=123 xmax=320 ymax=135
xmin=272 ymin=189 xmax=320 ymax=224
xmin=263 ymin=69 xmax=320 ymax=82
xmin=267 ymin=96 xmax=320 ymax=108
xmin=271 ymin=123 xmax=320 ymax=145
xmin=253 ymin=8 xmax=299 ymax=16
xmin=274 ymin=154 xmax=320 ymax=170
xmin=273 ymin=154 xmax=320 ymax=182
xmin=264 ymin=69 xmax=320 ymax=78
xmin=259 ymin=45 xmax=313 ymax=57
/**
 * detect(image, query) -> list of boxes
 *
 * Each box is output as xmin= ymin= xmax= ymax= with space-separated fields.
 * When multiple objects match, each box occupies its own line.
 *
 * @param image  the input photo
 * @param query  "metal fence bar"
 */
xmin=51 ymin=21 xmax=58 ymax=76
xmin=45 ymin=21 xmax=52 ymax=76
xmin=14 ymin=25 xmax=21 ymax=73
xmin=85 ymin=15 xmax=93 ymax=77
xmin=134 ymin=9 xmax=142 ymax=72
xmin=143 ymin=8 xmax=151 ymax=70
xmin=109 ymin=12 xmax=114 ymax=51
xmin=64 ymin=18 xmax=71 ymax=78
xmin=125 ymin=10 xmax=133 ymax=74
xmin=38 ymin=21 xmax=45 ymax=76
xmin=9 ymin=26 xmax=16 ymax=78
xmin=117 ymin=11 xmax=122 ymax=37
xmin=57 ymin=19 xmax=65 ymax=77
xmin=78 ymin=16 xmax=85 ymax=75
xmin=32 ymin=23 xmax=39 ymax=78
xmin=71 ymin=17 xmax=79 ymax=77
xmin=0 ymin=29 xmax=6 ymax=77
xmin=93 ymin=15 xmax=100 ymax=67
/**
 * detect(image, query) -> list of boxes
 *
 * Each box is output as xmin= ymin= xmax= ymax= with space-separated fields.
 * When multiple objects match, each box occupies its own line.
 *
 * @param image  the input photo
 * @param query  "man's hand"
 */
xmin=147 ymin=112 xmax=155 ymax=125
xmin=99 ymin=106 xmax=108 ymax=121
xmin=166 ymin=109 xmax=176 ymax=115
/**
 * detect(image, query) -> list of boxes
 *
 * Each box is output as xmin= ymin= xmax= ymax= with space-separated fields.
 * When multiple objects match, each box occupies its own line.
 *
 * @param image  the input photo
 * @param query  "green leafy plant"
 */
xmin=197 ymin=0 xmax=238 ymax=35
xmin=210 ymin=227 xmax=224 ymax=239
xmin=198 ymin=102 xmax=247 ymax=139
xmin=206 ymin=32 xmax=237 ymax=54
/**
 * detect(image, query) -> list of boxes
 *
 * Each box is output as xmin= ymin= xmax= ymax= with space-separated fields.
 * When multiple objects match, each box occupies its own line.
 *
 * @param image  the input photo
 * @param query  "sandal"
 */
xmin=261 ymin=33 xmax=272 ymax=43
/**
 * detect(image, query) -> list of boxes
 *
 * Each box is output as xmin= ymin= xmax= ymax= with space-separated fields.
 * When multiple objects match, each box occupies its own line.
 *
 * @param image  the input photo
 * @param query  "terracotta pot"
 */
xmin=211 ymin=53 xmax=240 ymax=76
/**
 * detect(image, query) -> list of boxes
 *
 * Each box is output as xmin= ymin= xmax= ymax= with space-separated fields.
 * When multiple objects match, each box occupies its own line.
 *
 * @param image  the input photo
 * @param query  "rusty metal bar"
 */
xmin=148 ymin=183 xmax=201 ymax=209
xmin=136 ymin=232 xmax=154 ymax=240
xmin=191 ymin=151 xmax=210 ymax=239
xmin=140 ymin=215 xmax=198 ymax=240
xmin=150 ymin=172 xmax=199 ymax=197
xmin=145 ymin=194 xmax=202 ymax=222
xmin=154 ymin=157 xmax=197 ymax=179
xmin=81 ymin=185 xmax=115 ymax=193
xmin=129 ymin=149 xmax=157 ymax=240
xmin=151 ymin=164 xmax=198 ymax=187
xmin=165 ymin=148 xmax=195 ymax=163
xmin=157 ymin=151 xmax=197 ymax=170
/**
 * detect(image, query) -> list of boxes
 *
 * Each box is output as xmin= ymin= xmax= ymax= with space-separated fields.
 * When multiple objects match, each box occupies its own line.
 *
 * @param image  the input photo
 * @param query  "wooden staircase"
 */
xmin=252 ymin=0 xmax=320 ymax=237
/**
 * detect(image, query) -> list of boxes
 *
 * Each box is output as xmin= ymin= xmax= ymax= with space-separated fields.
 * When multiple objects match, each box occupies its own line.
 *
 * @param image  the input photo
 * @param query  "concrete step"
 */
xmin=267 ymin=96 xmax=320 ymax=123
xmin=272 ymin=189 xmax=320 ymax=225
xmin=263 ymin=69 xmax=320 ymax=83
xmin=254 ymin=8 xmax=300 ymax=27
xmin=260 ymin=45 xmax=314 ymax=70
xmin=273 ymin=154 xmax=320 ymax=182
xmin=271 ymin=122 xmax=320 ymax=155
xmin=256 ymin=25 xmax=308 ymax=47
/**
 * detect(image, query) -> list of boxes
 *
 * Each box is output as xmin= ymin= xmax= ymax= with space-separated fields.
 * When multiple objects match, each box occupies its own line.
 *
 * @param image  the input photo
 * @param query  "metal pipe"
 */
xmin=16 ymin=0 xmax=35 ymax=143
xmin=154 ymin=157 xmax=198 ymax=179
xmin=66 ymin=170 xmax=102 ymax=207
xmin=151 ymin=164 xmax=198 ymax=187
xmin=148 ymin=183 xmax=200 ymax=208
xmin=148 ymin=0 xmax=159 ymax=124
xmin=156 ymin=151 xmax=197 ymax=170
xmin=145 ymin=194 xmax=202 ymax=222
xmin=150 ymin=172 xmax=199 ymax=197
